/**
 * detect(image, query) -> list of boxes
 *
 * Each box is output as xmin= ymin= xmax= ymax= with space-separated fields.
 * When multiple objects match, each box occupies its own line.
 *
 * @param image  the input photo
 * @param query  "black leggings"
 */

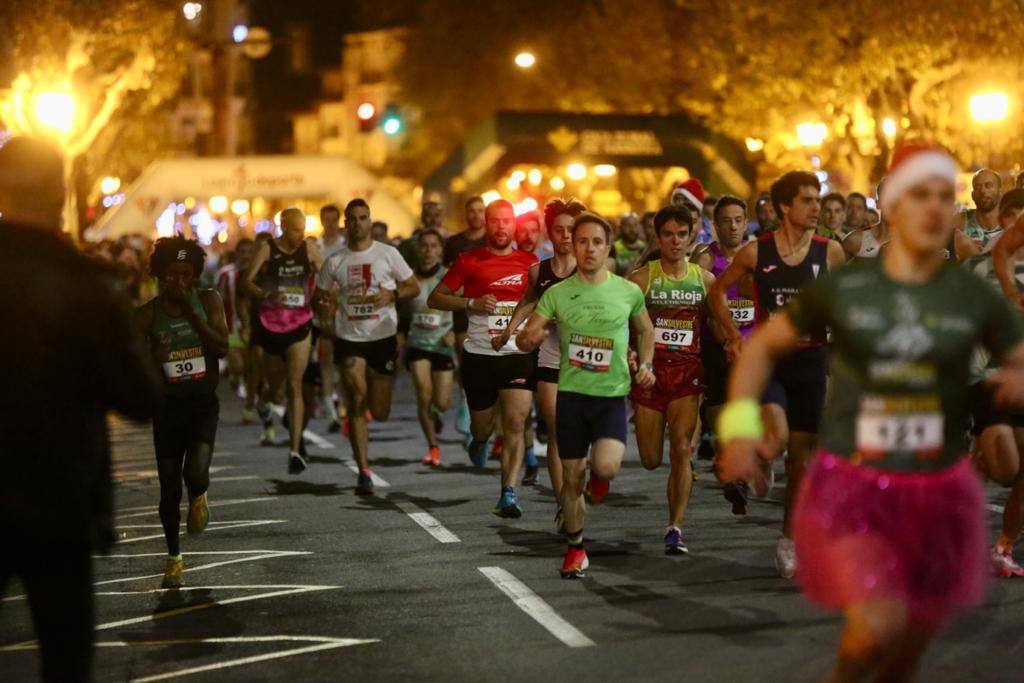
xmin=153 ymin=394 xmax=219 ymax=556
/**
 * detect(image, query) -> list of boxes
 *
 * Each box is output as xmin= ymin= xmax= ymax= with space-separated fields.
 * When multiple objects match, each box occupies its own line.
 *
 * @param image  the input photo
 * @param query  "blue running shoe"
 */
xmin=468 ymin=438 xmax=489 ymax=468
xmin=524 ymin=445 xmax=538 ymax=467
xmin=494 ymin=486 xmax=523 ymax=518
xmin=356 ymin=469 xmax=374 ymax=495
xmin=664 ymin=526 xmax=688 ymax=555
xmin=456 ymin=401 xmax=471 ymax=435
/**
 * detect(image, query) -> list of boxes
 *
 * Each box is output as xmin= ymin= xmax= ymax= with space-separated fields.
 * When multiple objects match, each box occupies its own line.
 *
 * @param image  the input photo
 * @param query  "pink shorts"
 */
xmin=793 ymin=452 xmax=986 ymax=629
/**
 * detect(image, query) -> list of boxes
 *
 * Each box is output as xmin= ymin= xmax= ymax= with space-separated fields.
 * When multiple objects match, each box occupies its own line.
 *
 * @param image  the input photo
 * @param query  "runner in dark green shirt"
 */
xmin=715 ymin=144 xmax=1024 ymax=681
xmin=517 ymin=212 xmax=655 ymax=579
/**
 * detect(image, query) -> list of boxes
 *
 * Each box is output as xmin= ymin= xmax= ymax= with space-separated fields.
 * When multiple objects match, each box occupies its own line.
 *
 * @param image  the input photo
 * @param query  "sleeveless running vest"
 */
xmin=709 ymin=242 xmax=755 ymax=338
xmin=260 ymin=239 xmax=314 ymax=333
xmin=152 ymin=289 xmax=219 ymax=398
xmin=407 ymin=265 xmax=454 ymax=355
xmin=536 ymin=257 xmax=577 ymax=370
xmin=645 ymin=259 xmax=705 ymax=364
xmin=754 ymin=233 xmax=829 ymax=347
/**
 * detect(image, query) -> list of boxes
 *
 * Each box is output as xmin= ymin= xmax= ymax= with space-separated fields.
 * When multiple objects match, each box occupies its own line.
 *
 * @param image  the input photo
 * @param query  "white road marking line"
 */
xmin=302 ymin=429 xmax=335 ymax=450
xmin=211 ymin=475 xmax=260 ymax=482
xmin=988 ymin=503 xmax=1005 ymax=514
xmin=477 ymin=566 xmax=595 ymax=648
xmin=2 ymin=550 xmax=313 ymax=600
xmin=393 ymin=501 xmax=460 ymax=543
xmin=128 ymin=638 xmax=379 ymax=682
xmin=116 ymin=497 xmax=276 ymax=520
xmin=115 ymin=520 xmax=278 ymax=529
xmin=2 ymin=588 xmax=346 ymax=653
xmin=91 ymin=585 xmax=337 ymax=596
xmin=3 ymin=635 xmax=378 ymax=652
xmin=115 ymin=520 xmax=285 ymax=544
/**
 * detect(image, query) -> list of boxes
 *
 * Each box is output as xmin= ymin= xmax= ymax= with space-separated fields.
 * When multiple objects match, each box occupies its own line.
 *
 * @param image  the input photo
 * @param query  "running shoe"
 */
xmin=585 ymin=474 xmax=609 ymax=505
xmin=288 ymin=450 xmax=307 ymax=474
xmin=992 ymin=546 xmax=1024 ymax=578
xmin=356 ymin=469 xmax=375 ymax=495
xmin=560 ymin=545 xmax=589 ymax=579
xmin=494 ymin=486 xmax=523 ymax=518
xmin=723 ymin=481 xmax=749 ymax=516
xmin=775 ymin=536 xmax=797 ymax=579
xmin=664 ymin=526 xmax=688 ymax=555
xmin=186 ymin=492 xmax=209 ymax=535
xmin=522 ymin=465 xmax=539 ymax=486
xmin=161 ymin=556 xmax=184 ymax=589
xmin=327 ymin=419 xmax=342 ymax=434
xmin=257 ymin=403 xmax=272 ymax=425
xmin=260 ymin=426 xmax=276 ymax=446
xmin=432 ymin=407 xmax=444 ymax=435
xmin=241 ymin=407 xmax=258 ymax=425
xmin=554 ymin=506 xmax=566 ymax=534
xmin=467 ymin=438 xmax=489 ymax=468
xmin=422 ymin=445 xmax=441 ymax=467
xmin=696 ymin=437 xmax=716 ymax=461
xmin=456 ymin=401 xmax=470 ymax=434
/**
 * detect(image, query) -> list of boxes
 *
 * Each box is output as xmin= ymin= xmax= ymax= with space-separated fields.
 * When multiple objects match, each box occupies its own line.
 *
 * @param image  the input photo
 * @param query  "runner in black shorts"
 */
xmin=135 ymin=237 xmax=229 ymax=588
xmin=314 ymin=198 xmax=420 ymax=495
xmin=444 ymin=195 xmax=487 ymax=434
xmin=709 ymin=170 xmax=845 ymax=578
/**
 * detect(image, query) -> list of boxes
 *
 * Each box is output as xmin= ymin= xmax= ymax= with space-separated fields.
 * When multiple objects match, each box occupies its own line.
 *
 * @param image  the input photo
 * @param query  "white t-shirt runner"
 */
xmin=316 ymin=241 xmax=414 ymax=342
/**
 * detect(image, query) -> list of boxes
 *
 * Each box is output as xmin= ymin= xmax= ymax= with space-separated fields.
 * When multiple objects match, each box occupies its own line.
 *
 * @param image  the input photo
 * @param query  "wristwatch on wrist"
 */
xmin=638 ymin=361 xmax=654 ymax=373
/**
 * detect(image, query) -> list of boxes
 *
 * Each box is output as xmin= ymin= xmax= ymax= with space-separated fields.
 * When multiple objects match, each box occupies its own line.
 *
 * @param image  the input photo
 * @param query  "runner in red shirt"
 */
xmin=428 ymin=199 xmax=538 ymax=517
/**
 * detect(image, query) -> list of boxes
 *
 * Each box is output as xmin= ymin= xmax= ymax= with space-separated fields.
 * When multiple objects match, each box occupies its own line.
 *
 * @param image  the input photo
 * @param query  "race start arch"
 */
xmin=90 ymin=155 xmax=415 ymax=240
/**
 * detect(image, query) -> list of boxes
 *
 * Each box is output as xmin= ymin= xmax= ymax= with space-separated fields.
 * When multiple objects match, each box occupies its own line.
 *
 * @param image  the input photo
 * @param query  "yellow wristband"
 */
xmin=717 ymin=398 xmax=764 ymax=445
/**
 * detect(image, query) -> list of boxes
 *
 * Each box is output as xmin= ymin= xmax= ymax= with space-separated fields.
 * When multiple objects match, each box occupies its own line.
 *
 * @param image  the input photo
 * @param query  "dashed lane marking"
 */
xmin=303 ymin=429 xmax=391 ymax=488
xmin=114 ymin=519 xmax=286 ymax=544
xmin=116 ymin=497 xmax=276 ymax=520
xmin=478 ymin=566 xmax=595 ymax=648
xmin=393 ymin=500 xmax=460 ymax=543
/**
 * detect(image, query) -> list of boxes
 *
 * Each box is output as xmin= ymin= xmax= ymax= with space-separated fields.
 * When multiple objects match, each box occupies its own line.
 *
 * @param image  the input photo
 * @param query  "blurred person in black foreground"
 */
xmin=0 ymin=136 xmax=162 ymax=681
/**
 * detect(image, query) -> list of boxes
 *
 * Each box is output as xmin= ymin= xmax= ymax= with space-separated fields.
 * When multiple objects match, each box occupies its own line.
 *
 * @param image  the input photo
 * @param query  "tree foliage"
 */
xmin=394 ymin=0 xmax=1024 ymax=189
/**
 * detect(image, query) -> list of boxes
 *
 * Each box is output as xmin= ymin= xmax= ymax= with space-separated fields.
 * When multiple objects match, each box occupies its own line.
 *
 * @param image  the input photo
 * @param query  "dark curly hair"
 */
xmin=149 ymin=236 xmax=207 ymax=279
xmin=543 ymin=197 xmax=587 ymax=230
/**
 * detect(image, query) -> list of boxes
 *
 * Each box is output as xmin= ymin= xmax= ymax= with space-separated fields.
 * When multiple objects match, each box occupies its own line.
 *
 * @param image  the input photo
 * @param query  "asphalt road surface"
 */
xmin=2 ymin=375 xmax=1021 ymax=682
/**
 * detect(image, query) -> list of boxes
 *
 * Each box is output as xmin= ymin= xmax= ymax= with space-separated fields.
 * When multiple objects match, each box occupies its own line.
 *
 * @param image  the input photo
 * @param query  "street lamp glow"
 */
xmin=231 ymin=199 xmax=250 ymax=215
xmin=182 ymin=2 xmax=202 ymax=21
xmin=549 ymin=176 xmax=566 ymax=191
xmin=594 ymin=164 xmax=617 ymax=177
xmin=527 ymin=168 xmax=543 ymax=185
xmin=100 ymin=176 xmax=120 ymax=195
xmin=232 ymin=24 xmax=249 ymax=44
xmin=356 ymin=102 xmax=376 ymax=121
xmin=481 ymin=190 xmax=502 ymax=205
xmin=566 ymin=163 xmax=587 ymax=180
xmin=796 ymin=122 xmax=827 ymax=147
xmin=305 ymin=215 xmax=318 ymax=233
xmin=514 ymin=52 xmax=536 ymax=69
xmin=745 ymin=137 xmax=764 ymax=152
xmin=209 ymin=195 xmax=229 ymax=214
xmin=970 ymin=92 xmax=1009 ymax=123
xmin=881 ymin=117 xmax=897 ymax=138
xmin=382 ymin=117 xmax=402 ymax=135
xmin=505 ymin=176 xmax=521 ymax=191
xmin=34 ymin=92 xmax=75 ymax=134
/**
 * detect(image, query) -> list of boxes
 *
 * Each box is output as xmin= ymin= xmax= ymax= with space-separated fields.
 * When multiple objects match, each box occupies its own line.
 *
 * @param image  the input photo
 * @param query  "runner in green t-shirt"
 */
xmin=716 ymin=144 xmax=1024 ymax=681
xmin=517 ymin=213 xmax=655 ymax=579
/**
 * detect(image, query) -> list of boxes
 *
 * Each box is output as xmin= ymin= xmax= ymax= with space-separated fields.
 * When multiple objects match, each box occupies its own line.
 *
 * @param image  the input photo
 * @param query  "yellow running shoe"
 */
xmin=161 ymin=555 xmax=184 ymax=588
xmin=187 ymin=492 xmax=209 ymax=535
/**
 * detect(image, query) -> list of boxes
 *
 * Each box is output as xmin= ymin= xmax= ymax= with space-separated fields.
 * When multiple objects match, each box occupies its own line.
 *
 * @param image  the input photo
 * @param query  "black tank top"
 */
xmin=265 ymin=239 xmax=312 ymax=295
xmin=536 ymin=257 xmax=576 ymax=298
xmin=754 ymin=232 xmax=829 ymax=346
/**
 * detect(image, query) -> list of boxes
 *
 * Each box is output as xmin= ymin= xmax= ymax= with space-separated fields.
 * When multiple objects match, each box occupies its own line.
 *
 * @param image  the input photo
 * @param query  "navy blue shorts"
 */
xmin=555 ymin=391 xmax=627 ymax=460
xmin=761 ymin=346 xmax=828 ymax=434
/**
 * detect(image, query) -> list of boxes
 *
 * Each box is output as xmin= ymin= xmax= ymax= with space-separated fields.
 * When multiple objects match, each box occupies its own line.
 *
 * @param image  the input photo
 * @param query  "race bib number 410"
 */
xmin=487 ymin=301 xmax=518 ymax=334
xmin=568 ymin=333 xmax=613 ymax=372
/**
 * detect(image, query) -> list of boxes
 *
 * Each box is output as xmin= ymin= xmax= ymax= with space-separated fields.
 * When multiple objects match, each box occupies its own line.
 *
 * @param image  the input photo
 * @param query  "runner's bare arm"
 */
xmin=699 ymin=268 xmax=726 ymax=344
xmin=693 ymin=248 xmax=714 ymax=272
xmin=993 ymin=217 xmax=1024 ymax=302
xmin=494 ymin=262 xmax=540 ymax=350
xmin=626 ymin=263 xmax=650 ymax=295
xmin=630 ymin=309 xmax=655 ymax=388
xmin=306 ymin=239 xmax=326 ymax=273
xmin=708 ymin=241 xmax=756 ymax=347
xmin=428 ymin=281 xmax=496 ymax=313
xmin=842 ymin=230 xmax=862 ymax=260
xmin=954 ymin=229 xmax=981 ymax=262
xmin=728 ymin=311 xmax=801 ymax=402
xmin=392 ymin=275 xmax=420 ymax=303
xmin=193 ymin=289 xmax=230 ymax=358
xmin=241 ymin=241 xmax=270 ymax=301
xmin=826 ymin=239 xmax=846 ymax=270
xmin=515 ymin=311 xmax=551 ymax=352
xmin=989 ymin=341 xmax=1024 ymax=407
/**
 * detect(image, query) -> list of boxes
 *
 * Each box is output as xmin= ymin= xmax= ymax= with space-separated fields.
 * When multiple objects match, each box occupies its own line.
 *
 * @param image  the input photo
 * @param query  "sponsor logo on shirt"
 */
xmin=490 ymin=273 xmax=525 ymax=288
xmin=762 ymin=265 xmax=778 ymax=273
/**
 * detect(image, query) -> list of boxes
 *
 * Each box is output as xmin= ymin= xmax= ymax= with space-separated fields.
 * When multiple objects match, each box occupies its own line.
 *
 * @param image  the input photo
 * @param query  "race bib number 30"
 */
xmin=856 ymin=395 xmax=943 ymax=458
xmin=162 ymin=351 xmax=207 ymax=383
xmin=487 ymin=301 xmax=518 ymax=334
xmin=654 ymin=318 xmax=694 ymax=351
xmin=568 ymin=333 xmax=612 ymax=372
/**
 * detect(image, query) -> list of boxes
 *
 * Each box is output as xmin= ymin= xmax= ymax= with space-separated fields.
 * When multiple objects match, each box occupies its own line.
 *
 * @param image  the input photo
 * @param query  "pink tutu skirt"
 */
xmin=793 ymin=452 xmax=986 ymax=629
